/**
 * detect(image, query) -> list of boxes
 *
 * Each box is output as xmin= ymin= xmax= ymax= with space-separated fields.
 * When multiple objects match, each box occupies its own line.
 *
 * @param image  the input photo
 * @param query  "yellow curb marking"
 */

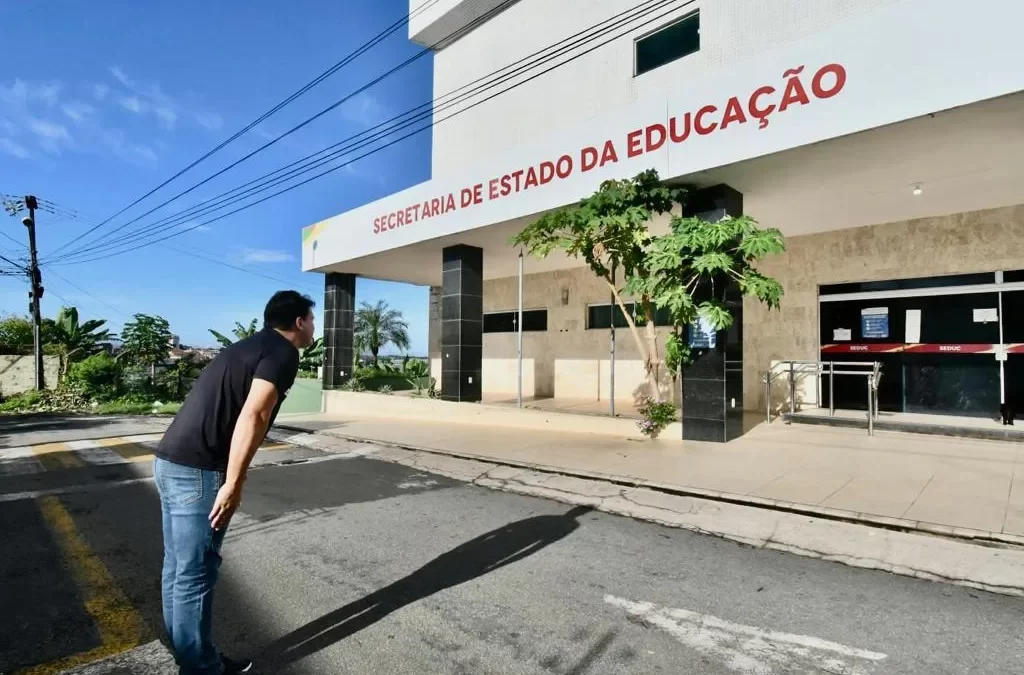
xmin=31 ymin=442 xmax=85 ymax=471
xmin=12 ymin=496 xmax=147 ymax=675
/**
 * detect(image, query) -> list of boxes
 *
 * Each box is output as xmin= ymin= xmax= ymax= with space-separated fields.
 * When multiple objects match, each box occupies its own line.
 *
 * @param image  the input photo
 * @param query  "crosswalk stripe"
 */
xmin=96 ymin=437 xmax=154 ymax=463
xmin=31 ymin=442 xmax=86 ymax=471
xmin=0 ymin=446 xmax=44 ymax=476
xmin=0 ymin=434 xmax=297 ymax=477
xmin=66 ymin=440 xmax=131 ymax=466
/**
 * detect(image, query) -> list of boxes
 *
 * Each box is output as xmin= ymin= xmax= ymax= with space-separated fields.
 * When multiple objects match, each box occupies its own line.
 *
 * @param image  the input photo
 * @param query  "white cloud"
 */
xmin=0 ymin=138 xmax=30 ymax=160
xmin=106 ymin=66 xmax=217 ymax=133
xmin=196 ymin=112 xmax=223 ymax=131
xmin=253 ymin=125 xmax=275 ymax=141
xmin=109 ymin=66 xmax=133 ymax=89
xmin=61 ymin=102 xmax=95 ymax=124
xmin=100 ymin=128 xmax=157 ymax=165
xmin=0 ymin=76 xmax=164 ymax=165
xmin=0 ymin=79 xmax=61 ymax=110
xmin=29 ymin=118 xmax=70 ymax=140
xmin=241 ymin=248 xmax=295 ymax=263
xmin=28 ymin=118 xmax=71 ymax=154
xmin=339 ymin=92 xmax=388 ymax=127
xmin=118 ymin=96 xmax=144 ymax=114
xmin=155 ymin=107 xmax=178 ymax=129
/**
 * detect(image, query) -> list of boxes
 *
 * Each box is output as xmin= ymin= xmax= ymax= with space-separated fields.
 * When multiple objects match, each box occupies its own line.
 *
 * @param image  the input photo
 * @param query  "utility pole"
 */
xmin=23 ymin=195 xmax=45 ymax=390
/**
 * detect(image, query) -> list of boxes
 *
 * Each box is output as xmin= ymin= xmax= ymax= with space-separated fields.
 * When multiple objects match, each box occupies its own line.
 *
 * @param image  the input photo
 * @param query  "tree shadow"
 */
xmin=260 ymin=505 xmax=592 ymax=668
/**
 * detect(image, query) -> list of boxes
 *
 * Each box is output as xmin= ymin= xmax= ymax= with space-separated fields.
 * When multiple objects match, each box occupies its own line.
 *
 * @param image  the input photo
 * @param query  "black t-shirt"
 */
xmin=157 ymin=327 xmax=299 ymax=470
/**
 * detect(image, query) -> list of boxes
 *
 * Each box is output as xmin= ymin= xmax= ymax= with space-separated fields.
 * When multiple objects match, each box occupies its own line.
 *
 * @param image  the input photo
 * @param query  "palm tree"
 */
xmin=47 ymin=306 xmax=114 ymax=378
xmin=209 ymin=318 xmax=258 ymax=347
xmin=354 ymin=300 xmax=410 ymax=368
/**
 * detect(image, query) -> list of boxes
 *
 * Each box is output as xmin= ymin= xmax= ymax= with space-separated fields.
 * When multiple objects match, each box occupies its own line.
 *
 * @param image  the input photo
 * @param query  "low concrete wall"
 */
xmin=323 ymin=390 xmax=683 ymax=441
xmin=0 ymin=355 xmax=60 ymax=396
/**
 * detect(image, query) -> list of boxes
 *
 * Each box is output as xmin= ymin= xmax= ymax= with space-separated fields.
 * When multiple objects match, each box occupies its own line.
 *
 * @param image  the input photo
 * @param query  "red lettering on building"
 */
xmin=368 ymin=61 xmax=848 ymax=234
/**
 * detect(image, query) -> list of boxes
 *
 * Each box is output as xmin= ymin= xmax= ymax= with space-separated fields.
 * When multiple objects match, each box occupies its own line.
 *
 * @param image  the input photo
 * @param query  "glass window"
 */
xmin=587 ymin=303 xmax=672 ymax=329
xmin=483 ymin=309 xmax=547 ymax=334
xmin=635 ymin=12 xmax=700 ymax=77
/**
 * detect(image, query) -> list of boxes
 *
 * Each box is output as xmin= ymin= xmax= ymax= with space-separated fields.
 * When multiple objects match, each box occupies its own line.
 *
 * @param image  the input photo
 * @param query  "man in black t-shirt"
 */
xmin=154 ymin=290 xmax=315 ymax=675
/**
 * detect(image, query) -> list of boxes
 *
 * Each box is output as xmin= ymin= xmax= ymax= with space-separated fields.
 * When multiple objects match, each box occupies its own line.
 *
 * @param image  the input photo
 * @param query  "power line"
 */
xmin=1 ymin=229 xmax=27 ymax=249
xmin=48 ymin=0 xmax=655 ymax=262
xmin=48 ymin=0 xmax=448 ymax=259
xmin=159 ymin=243 xmax=320 ymax=293
xmin=30 ymin=198 xmax=319 ymax=293
xmin=51 ymin=0 xmax=520 ymax=261
xmin=42 ymin=266 xmax=128 ymax=322
xmin=49 ymin=0 xmax=688 ymax=266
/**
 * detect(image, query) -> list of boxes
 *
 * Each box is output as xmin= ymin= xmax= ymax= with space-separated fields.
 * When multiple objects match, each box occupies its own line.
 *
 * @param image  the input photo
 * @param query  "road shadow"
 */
xmin=0 ymin=413 xmax=165 ymax=447
xmin=260 ymin=505 xmax=592 ymax=668
xmin=1 ymin=456 xmax=455 ymax=673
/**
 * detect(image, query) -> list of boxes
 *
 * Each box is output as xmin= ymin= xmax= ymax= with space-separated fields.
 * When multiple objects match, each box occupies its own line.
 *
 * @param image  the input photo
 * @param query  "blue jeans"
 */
xmin=154 ymin=457 xmax=228 ymax=675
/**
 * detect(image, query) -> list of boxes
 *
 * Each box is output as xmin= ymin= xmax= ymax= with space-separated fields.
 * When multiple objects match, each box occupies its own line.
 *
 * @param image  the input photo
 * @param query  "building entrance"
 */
xmin=818 ymin=271 xmax=1024 ymax=420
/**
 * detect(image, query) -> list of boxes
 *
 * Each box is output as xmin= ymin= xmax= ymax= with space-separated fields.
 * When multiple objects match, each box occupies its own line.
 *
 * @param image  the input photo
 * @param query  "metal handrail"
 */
xmin=761 ymin=360 xmax=883 ymax=436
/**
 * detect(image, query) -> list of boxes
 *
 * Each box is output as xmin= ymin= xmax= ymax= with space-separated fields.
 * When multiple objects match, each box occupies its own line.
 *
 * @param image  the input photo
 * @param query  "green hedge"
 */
xmin=360 ymin=375 xmax=430 ymax=392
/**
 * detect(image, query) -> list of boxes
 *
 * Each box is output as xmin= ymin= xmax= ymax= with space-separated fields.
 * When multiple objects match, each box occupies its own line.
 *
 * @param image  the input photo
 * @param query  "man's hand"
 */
xmin=209 ymin=482 xmax=242 ymax=531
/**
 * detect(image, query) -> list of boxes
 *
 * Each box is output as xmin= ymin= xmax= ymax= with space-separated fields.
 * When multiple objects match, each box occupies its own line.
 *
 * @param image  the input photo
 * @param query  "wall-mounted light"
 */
xmin=912 ymin=185 xmax=923 ymax=196
xmin=561 ymin=288 xmax=570 ymax=306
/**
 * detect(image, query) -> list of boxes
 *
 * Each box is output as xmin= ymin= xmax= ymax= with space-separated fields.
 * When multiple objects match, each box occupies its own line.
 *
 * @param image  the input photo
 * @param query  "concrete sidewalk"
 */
xmin=278 ymin=411 xmax=1024 ymax=545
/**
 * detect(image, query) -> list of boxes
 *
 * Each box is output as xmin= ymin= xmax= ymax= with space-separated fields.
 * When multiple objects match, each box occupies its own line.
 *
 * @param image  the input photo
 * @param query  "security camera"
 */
xmin=21 ymin=217 xmax=33 ymax=227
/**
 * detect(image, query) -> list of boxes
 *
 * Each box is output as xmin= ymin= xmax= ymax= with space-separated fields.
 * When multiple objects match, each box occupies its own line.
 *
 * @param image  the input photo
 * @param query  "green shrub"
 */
xmin=0 ymin=389 xmax=44 ymax=412
xmin=378 ymin=384 xmax=393 ymax=395
xmin=402 ymin=359 xmax=429 ymax=379
xmin=636 ymin=397 xmax=677 ymax=439
xmin=67 ymin=352 xmax=122 ymax=401
xmin=341 ymin=378 xmax=365 ymax=392
xmin=0 ymin=384 xmax=89 ymax=413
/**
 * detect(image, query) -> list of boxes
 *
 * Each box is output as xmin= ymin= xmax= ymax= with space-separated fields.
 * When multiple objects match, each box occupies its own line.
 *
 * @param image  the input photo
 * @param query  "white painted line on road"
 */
xmin=119 ymin=434 xmax=164 ymax=443
xmin=0 ymin=445 xmax=44 ymax=476
xmin=0 ymin=477 xmax=155 ymax=503
xmin=66 ymin=439 xmax=130 ymax=466
xmin=605 ymin=594 xmax=887 ymax=674
xmin=0 ymin=444 xmax=38 ymax=460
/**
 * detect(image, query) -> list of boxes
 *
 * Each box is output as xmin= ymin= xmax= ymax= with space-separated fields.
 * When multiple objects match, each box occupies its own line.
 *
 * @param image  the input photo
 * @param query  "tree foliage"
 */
xmin=300 ymin=336 xmax=324 ymax=372
xmin=514 ymin=169 xmax=785 ymax=401
xmin=208 ymin=318 xmax=258 ymax=347
xmin=120 ymin=314 xmax=173 ymax=381
xmin=0 ymin=315 xmax=34 ymax=355
xmin=355 ymin=301 xmax=410 ymax=368
xmin=513 ymin=169 xmax=685 ymax=398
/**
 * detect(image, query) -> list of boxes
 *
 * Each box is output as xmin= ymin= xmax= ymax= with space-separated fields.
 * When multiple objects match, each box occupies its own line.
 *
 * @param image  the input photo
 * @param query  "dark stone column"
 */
xmin=441 ymin=245 xmax=483 ymax=402
xmin=682 ymin=184 xmax=745 ymax=443
xmin=323 ymin=272 xmax=355 ymax=390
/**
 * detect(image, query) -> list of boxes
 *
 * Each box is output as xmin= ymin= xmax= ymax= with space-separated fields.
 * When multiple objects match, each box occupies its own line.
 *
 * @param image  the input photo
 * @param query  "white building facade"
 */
xmin=304 ymin=0 xmax=1024 ymax=440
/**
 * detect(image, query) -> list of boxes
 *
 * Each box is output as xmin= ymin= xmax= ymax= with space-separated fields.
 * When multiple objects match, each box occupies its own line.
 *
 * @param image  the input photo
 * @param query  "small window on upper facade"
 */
xmin=483 ymin=309 xmax=548 ymax=334
xmin=635 ymin=11 xmax=700 ymax=77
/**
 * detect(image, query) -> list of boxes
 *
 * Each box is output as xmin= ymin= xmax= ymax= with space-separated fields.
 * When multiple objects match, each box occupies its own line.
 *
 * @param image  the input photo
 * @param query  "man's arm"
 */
xmin=208 ymin=378 xmax=278 ymax=530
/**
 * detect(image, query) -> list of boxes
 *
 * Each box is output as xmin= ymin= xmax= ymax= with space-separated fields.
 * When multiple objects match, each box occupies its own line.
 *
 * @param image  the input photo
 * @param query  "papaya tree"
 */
xmin=513 ymin=168 xmax=786 ymax=402
xmin=513 ymin=169 xmax=683 ymax=400
xmin=627 ymin=213 xmax=786 ymax=386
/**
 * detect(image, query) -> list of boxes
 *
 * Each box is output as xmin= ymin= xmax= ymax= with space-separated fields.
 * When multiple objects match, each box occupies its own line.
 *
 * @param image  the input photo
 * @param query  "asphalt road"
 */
xmin=2 ymin=416 xmax=1023 ymax=674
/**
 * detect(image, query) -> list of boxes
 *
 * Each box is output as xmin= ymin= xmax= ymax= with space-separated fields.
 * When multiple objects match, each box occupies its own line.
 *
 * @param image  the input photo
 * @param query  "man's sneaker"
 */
xmin=221 ymin=655 xmax=254 ymax=673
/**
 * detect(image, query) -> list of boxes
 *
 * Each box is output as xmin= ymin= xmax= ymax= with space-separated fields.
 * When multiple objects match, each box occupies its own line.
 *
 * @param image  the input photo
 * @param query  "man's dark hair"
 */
xmin=264 ymin=290 xmax=315 ymax=330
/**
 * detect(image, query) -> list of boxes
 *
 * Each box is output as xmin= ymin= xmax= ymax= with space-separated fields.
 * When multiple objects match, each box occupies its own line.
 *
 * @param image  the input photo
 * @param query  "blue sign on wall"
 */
xmin=861 ymin=307 xmax=889 ymax=339
xmin=689 ymin=316 xmax=717 ymax=349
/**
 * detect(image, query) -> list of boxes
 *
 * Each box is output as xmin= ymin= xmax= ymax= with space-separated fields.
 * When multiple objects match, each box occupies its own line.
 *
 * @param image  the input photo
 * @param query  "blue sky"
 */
xmin=0 ymin=0 xmax=432 ymax=353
